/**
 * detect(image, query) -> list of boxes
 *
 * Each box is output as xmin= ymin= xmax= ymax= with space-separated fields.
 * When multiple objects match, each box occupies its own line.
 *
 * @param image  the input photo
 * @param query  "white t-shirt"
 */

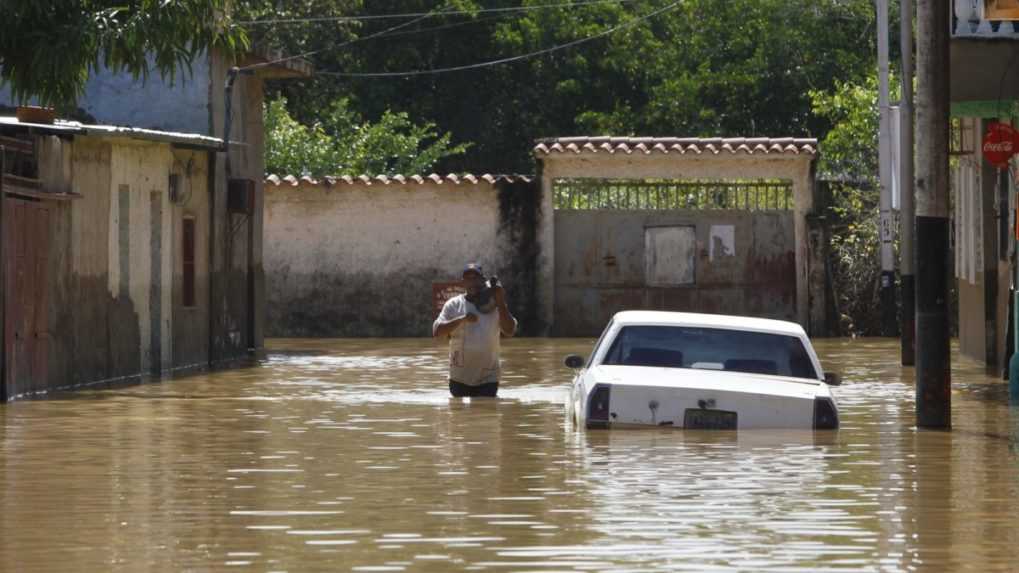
xmin=433 ymin=294 xmax=511 ymax=386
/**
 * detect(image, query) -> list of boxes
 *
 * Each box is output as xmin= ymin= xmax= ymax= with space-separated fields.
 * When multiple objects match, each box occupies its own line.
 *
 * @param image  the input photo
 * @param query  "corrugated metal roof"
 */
xmin=265 ymin=173 xmax=534 ymax=187
xmin=534 ymin=137 xmax=818 ymax=156
xmin=0 ymin=116 xmax=223 ymax=149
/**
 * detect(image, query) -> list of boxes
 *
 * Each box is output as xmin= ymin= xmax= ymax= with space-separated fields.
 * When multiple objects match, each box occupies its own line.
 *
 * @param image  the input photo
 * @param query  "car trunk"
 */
xmin=589 ymin=366 xmax=820 ymax=429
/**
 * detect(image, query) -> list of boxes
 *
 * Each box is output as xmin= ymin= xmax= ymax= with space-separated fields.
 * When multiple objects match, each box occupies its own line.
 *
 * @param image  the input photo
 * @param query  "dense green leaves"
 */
xmin=264 ymin=97 xmax=469 ymax=176
xmin=0 ymin=1 xmax=247 ymax=106
xmin=242 ymin=0 xmax=890 ymax=172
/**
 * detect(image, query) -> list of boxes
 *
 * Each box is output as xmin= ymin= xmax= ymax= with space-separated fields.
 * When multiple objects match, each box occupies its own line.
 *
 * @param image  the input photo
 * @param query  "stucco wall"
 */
xmin=210 ymin=49 xmax=265 ymax=357
xmin=170 ymin=149 xmax=212 ymax=371
xmin=265 ymin=179 xmax=544 ymax=337
xmin=539 ymin=152 xmax=816 ymax=330
xmin=553 ymin=210 xmax=796 ymax=336
xmin=9 ymin=136 xmax=220 ymax=400
xmin=0 ymin=56 xmax=211 ymax=134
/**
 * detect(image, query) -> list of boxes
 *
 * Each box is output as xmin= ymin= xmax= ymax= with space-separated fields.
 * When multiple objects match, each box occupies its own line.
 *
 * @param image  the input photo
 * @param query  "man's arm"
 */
xmin=433 ymin=298 xmax=478 ymax=338
xmin=493 ymin=287 xmax=517 ymax=337
xmin=433 ymin=313 xmax=478 ymax=338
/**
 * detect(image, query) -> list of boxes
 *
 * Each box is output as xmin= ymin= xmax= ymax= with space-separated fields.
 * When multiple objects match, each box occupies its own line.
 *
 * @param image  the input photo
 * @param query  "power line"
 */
xmin=316 ymin=0 xmax=680 ymax=78
xmin=239 ymin=0 xmax=641 ymax=25
xmin=240 ymin=6 xmax=449 ymax=71
xmin=347 ymin=12 xmax=515 ymax=42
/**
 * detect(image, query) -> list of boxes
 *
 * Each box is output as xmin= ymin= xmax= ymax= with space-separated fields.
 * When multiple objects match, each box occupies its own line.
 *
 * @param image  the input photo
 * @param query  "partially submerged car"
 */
xmin=565 ymin=311 xmax=840 ymax=430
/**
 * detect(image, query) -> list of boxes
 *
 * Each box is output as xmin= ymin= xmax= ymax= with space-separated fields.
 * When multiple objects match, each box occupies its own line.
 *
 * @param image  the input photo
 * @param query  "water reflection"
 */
xmin=1 ymin=338 xmax=1019 ymax=571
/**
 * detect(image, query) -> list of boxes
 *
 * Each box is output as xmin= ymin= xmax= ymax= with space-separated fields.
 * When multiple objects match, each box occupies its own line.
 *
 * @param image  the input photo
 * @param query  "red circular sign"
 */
xmin=983 ymin=122 xmax=1019 ymax=168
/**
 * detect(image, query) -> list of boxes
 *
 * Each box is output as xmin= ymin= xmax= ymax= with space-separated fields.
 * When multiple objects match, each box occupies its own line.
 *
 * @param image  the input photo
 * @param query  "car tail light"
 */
xmin=813 ymin=397 xmax=839 ymax=429
xmin=587 ymin=385 xmax=611 ymax=429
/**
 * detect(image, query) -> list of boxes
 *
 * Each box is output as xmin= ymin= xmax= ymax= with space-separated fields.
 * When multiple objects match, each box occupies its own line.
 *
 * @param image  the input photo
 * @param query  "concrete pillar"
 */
xmin=900 ymin=0 xmax=916 ymax=363
xmin=878 ymin=0 xmax=899 ymax=336
xmin=915 ymin=0 xmax=951 ymax=429
xmin=793 ymin=164 xmax=814 ymax=330
xmin=537 ymin=165 xmax=556 ymax=336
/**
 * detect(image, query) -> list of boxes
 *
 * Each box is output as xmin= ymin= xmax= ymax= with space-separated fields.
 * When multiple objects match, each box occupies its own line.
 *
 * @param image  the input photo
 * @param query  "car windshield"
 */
xmin=601 ymin=325 xmax=819 ymax=379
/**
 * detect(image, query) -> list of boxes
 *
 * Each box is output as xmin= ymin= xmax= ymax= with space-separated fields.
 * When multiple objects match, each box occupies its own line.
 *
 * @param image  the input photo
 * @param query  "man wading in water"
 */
xmin=433 ymin=264 xmax=517 ymax=397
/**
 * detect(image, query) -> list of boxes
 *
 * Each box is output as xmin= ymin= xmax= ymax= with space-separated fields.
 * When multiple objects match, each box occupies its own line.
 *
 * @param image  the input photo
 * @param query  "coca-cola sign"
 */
xmin=983 ymin=122 xmax=1019 ymax=168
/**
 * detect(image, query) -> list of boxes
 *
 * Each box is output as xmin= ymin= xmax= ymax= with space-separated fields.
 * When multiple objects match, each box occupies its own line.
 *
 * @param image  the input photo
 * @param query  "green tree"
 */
xmin=0 ymin=0 xmax=247 ymax=106
xmin=810 ymin=75 xmax=899 ymax=336
xmin=241 ymin=0 xmax=890 ymax=172
xmin=264 ymin=96 xmax=469 ymax=176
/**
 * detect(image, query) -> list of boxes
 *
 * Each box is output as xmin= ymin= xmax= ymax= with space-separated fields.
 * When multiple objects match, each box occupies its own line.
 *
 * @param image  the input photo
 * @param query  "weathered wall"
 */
xmin=28 ymin=137 xmax=204 ymax=398
xmin=45 ymin=138 xmax=146 ymax=392
xmin=951 ymin=41 xmax=1019 ymax=102
xmin=108 ymin=141 xmax=175 ymax=375
xmin=539 ymin=151 xmax=816 ymax=330
xmin=553 ymin=210 xmax=796 ymax=336
xmin=0 ymin=56 xmax=211 ymax=134
xmin=171 ymin=149 xmax=212 ymax=371
xmin=264 ymin=177 xmax=543 ymax=337
xmin=210 ymin=48 xmax=265 ymax=358
xmin=955 ymin=121 xmax=1003 ymax=367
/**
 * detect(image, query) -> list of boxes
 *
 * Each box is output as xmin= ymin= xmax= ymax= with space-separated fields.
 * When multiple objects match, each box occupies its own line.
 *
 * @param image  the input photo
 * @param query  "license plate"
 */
xmin=683 ymin=409 xmax=737 ymax=430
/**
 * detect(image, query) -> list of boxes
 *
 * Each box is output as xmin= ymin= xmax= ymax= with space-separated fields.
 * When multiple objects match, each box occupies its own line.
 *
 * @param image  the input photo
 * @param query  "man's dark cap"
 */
xmin=462 ymin=263 xmax=484 ymax=278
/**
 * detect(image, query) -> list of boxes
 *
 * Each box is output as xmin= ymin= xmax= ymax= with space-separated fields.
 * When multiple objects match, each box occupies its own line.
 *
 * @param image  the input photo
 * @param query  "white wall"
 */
xmin=265 ymin=178 xmax=541 ymax=337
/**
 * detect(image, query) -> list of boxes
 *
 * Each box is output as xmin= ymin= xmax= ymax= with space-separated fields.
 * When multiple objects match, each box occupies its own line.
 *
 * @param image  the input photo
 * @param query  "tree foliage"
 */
xmin=264 ymin=97 xmax=469 ymax=176
xmin=0 ymin=0 xmax=247 ymax=107
xmin=811 ymin=75 xmax=901 ymax=336
xmin=240 ymin=0 xmax=891 ymax=172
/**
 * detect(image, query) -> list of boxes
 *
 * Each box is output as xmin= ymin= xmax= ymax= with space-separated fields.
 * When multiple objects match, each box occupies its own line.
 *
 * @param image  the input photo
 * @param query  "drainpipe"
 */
xmin=211 ymin=66 xmax=244 ymax=366
xmin=221 ymin=65 xmax=259 ymax=355
xmin=900 ymin=0 xmax=916 ymax=365
xmin=915 ymin=0 xmax=951 ymax=429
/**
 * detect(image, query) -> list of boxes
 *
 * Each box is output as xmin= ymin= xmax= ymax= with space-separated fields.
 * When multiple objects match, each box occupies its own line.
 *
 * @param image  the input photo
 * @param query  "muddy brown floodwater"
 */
xmin=2 ymin=338 xmax=1019 ymax=572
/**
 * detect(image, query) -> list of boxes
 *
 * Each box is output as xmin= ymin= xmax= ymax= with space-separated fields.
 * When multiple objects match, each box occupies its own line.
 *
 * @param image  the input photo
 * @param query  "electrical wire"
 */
xmin=239 ymin=0 xmax=641 ymax=25
xmin=240 ymin=6 xmax=450 ymax=71
xmin=314 ymin=0 xmax=680 ymax=78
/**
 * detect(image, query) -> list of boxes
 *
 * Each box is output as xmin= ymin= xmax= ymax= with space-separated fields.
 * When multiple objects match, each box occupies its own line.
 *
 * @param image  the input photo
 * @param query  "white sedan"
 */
xmin=566 ymin=311 xmax=840 ymax=430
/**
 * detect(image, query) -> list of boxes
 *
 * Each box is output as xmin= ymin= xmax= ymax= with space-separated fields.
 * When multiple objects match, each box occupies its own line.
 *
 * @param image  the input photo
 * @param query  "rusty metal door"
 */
xmin=4 ymin=197 xmax=49 ymax=396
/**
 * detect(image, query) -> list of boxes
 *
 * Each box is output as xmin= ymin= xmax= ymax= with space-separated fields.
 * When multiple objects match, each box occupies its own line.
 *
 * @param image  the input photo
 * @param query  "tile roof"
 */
xmin=533 ymin=137 xmax=817 ymax=156
xmin=265 ymin=173 xmax=533 ymax=187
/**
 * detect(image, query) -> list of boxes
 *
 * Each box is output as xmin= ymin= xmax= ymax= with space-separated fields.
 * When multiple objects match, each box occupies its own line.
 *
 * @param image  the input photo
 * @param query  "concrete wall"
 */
xmin=955 ymin=118 xmax=1005 ymax=367
xmin=539 ymin=151 xmax=817 ymax=330
xmin=553 ymin=210 xmax=796 ymax=336
xmin=265 ymin=177 xmax=545 ymax=337
xmin=170 ymin=149 xmax=211 ymax=371
xmin=951 ymin=41 xmax=1019 ymax=103
xmin=79 ymin=56 xmax=212 ymax=134
xmin=209 ymin=49 xmax=266 ymax=358
xmin=0 ymin=55 xmax=212 ymax=134
xmin=2 ymin=136 xmax=216 ymax=399
xmin=44 ymin=138 xmax=172 ymax=392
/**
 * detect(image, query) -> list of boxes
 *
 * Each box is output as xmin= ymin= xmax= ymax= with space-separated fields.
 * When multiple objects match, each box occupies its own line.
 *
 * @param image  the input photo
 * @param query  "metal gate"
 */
xmin=553 ymin=178 xmax=797 ymax=336
xmin=4 ymin=197 xmax=49 ymax=396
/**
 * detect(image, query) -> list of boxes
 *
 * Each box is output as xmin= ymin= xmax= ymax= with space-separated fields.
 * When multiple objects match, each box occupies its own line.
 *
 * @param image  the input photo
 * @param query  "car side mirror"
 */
xmin=564 ymin=354 xmax=585 ymax=369
xmin=824 ymin=372 xmax=842 ymax=386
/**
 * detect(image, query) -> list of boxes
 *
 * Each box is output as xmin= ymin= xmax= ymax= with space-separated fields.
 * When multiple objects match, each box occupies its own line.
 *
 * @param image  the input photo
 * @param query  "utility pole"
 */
xmin=878 ymin=0 xmax=898 ymax=336
xmin=900 ymin=0 xmax=916 ymax=365
xmin=0 ymin=147 xmax=5 ymax=402
xmin=915 ymin=0 xmax=951 ymax=429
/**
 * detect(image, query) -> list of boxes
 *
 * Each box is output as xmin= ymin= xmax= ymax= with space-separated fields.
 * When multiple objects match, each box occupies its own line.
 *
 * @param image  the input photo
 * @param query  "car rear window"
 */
xmin=601 ymin=325 xmax=819 ymax=379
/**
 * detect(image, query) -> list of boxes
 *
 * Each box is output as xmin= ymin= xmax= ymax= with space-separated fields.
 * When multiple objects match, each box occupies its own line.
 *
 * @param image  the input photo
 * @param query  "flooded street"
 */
xmin=3 ymin=338 xmax=1019 ymax=572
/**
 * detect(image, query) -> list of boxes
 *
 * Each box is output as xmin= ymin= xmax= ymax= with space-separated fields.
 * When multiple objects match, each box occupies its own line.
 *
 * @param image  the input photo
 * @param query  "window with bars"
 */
xmin=553 ymin=178 xmax=794 ymax=211
xmin=182 ymin=217 xmax=196 ymax=308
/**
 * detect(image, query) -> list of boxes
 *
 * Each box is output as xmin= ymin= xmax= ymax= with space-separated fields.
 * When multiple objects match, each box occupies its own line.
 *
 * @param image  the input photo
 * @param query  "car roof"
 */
xmin=610 ymin=311 xmax=807 ymax=337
